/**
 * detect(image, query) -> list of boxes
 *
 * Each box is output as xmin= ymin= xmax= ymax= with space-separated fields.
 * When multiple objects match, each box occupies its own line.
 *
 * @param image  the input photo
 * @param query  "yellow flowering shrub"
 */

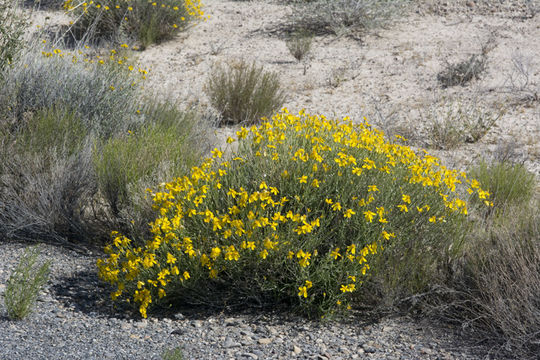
xmin=63 ymin=0 xmax=205 ymax=47
xmin=98 ymin=109 xmax=491 ymax=318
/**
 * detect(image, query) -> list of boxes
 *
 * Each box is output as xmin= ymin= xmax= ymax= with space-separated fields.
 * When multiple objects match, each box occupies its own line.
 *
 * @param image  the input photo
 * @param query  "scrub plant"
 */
xmin=286 ymin=31 xmax=313 ymax=75
xmin=288 ymin=0 xmax=407 ymax=37
xmin=98 ymin=109 xmax=491 ymax=319
xmin=4 ymin=246 xmax=51 ymax=320
xmin=205 ymin=60 xmax=286 ymax=126
xmin=0 ymin=0 xmax=28 ymax=75
xmin=63 ymin=0 xmax=205 ymax=47
xmin=0 ymin=46 xmax=208 ymax=248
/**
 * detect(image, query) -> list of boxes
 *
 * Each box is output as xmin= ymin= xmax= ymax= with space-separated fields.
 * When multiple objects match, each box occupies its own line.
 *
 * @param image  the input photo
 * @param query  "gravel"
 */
xmin=0 ymin=242 xmax=505 ymax=360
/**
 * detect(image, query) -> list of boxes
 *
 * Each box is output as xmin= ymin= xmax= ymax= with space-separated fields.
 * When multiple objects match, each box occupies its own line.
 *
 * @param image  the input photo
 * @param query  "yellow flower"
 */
xmin=330 ymin=248 xmax=341 ymax=260
xmin=402 ymin=194 xmax=411 ymax=204
xmin=298 ymin=286 xmax=307 ymax=298
xmin=343 ymin=209 xmax=355 ymax=218
xmin=210 ymin=247 xmax=221 ymax=260
xmin=299 ymin=175 xmax=307 ymax=184
xmin=397 ymin=204 xmax=408 ymax=212
xmin=166 ymin=252 xmax=176 ymax=264
xmin=363 ymin=210 xmax=376 ymax=222
xmin=183 ymin=271 xmax=190 ymax=280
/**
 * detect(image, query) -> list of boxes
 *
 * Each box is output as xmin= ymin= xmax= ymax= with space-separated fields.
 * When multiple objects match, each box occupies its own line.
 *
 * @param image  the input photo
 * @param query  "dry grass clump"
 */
xmin=422 ymin=97 xmax=503 ymax=150
xmin=288 ymin=0 xmax=408 ymax=37
xmin=205 ymin=60 xmax=286 ymax=126
xmin=437 ymin=54 xmax=487 ymax=88
xmin=416 ymin=160 xmax=539 ymax=359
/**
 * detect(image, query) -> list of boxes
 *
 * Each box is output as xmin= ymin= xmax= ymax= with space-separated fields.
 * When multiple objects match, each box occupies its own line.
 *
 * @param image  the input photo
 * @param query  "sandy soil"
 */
xmin=30 ymin=0 xmax=540 ymax=180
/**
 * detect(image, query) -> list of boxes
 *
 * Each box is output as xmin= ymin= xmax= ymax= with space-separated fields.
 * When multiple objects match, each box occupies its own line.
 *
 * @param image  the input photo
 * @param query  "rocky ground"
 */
xmin=0 ymin=242 xmax=508 ymax=360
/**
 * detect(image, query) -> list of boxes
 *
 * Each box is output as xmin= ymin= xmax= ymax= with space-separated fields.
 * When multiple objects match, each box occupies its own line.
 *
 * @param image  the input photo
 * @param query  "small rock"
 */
xmin=258 ymin=338 xmax=272 ymax=345
xmin=292 ymin=345 xmax=302 ymax=355
xmin=241 ymin=353 xmax=258 ymax=359
xmin=224 ymin=337 xmax=240 ymax=348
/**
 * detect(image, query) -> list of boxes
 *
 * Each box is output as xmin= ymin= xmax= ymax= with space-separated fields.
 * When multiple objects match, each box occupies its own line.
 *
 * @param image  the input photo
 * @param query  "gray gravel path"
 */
xmin=0 ymin=242 xmax=503 ymax=360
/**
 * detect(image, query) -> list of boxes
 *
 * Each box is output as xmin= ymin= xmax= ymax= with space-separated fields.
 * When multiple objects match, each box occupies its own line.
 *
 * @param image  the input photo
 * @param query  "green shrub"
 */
xmin=98 ymin=109 xmax=490 ymax=319
xmin=0 ymin=0 xmax=28 ymax=75
xmin=0 ymin=48 xmax=209 ymax=247
xmin=4 ymin=246 xmax=51 ymax=320
xmin=63 ymin=0 xmax=205 ymax=48
xmin=205 ymin=60 xmax=286 ymax=126
xmin=288 ymin=0 xmax=407 ymax=37
xmin=94 ymin=102 xmax=207 ymax=239
xmin=469 ymin=159 xmax=536 ymax=210
xmin=162 ymin=347 xmax=184 ymax=360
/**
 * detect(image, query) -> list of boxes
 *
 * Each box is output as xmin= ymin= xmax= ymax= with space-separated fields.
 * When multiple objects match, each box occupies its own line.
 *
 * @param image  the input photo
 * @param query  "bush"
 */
xmin=437 ymin=54 xmax=486 ymax=88
xmin=469 ymin=159 xmax=536 ymax=211
xmin=0 ymin=47 xmax=209 ymax=248
xmin=465 ymin=205 xmax=540 ymax=357
xmin=0 ymin=0 xmax=28 ymax=75
xmin=4 ymin=246 xmax=51 ymax=320
xmin=162 ymin=347 xmax=184 ymax=360
xmin=205 ymin=60 xmax=286 ymax=126
xmin=0 ymin=107 xmax=98 ymax=244
xmin=94 ymin=102 xmax=208 ymax=240
xmin=63 ymin=0 xmax=205 ymax=48
xmin=288 ymin=0 xmax=407 ymax=37
xmin=98 ymin=109 xmax=490 ymax=319
xmin=0 ymin=48 xmax=143 ymax=138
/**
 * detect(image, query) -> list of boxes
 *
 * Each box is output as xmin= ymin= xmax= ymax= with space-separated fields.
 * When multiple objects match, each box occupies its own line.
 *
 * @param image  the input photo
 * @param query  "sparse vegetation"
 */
xmin=437 ymin=54 xmax=486 ymax=88
xmin=205 ymin=60 xmax=286 ymax=126
xmin=4 ymin=246 xmax=51 ymax=320
xmin=286 ymin=31 xmax=312 ymax=75
xmin=288 ymin=0 xmax=407 ymax=37
xmin=422 ymin=97 xmax=503 ymax=150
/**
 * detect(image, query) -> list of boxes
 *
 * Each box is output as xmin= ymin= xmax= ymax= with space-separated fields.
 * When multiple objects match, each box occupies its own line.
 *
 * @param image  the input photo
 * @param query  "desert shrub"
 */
xmin=0 ymin=47 xmax=209 ymax=247
xmin=205 ymin=60 xmax=286 ymax=126
xmin=4 ymin=246 xmax=51 ymax=320
xmin=422 ymin=97 xmax=503 ymax=150
xmin=469 ymin=159 xmax=536 ymax=211
xmin=162 ymin=347 xmax=184 ymax=360
xmin=0 ymin=107 xmax=99 ymax=244
xmin=432 ymin=203 xmax=540 ymax=358
xmin=286 ymin=31 xmax=312 ymax=75
xmin=0 ymin=48 xmax=144 ymax=138
xmin=437 ymin=54 xmax=486 ymax=88
xmin=63 ymin=0 xmax=205 ymax=47
xmin=0 ymin=0 xmax=28 ymax=75
xmin=462 ymin=204 xmax=540 ymax=358
xmin=288 ymin=0 xmax=407 ymax=37
xmin=98 ymin=109 xmax=490 ymax=319
xmin=94 ymin=102 xmax=208 ymax=239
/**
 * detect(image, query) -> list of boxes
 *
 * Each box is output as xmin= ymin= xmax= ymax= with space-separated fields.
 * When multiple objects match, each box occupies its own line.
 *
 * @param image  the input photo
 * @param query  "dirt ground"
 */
xmin=30 ymin=0 xmax=540 ymax=180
